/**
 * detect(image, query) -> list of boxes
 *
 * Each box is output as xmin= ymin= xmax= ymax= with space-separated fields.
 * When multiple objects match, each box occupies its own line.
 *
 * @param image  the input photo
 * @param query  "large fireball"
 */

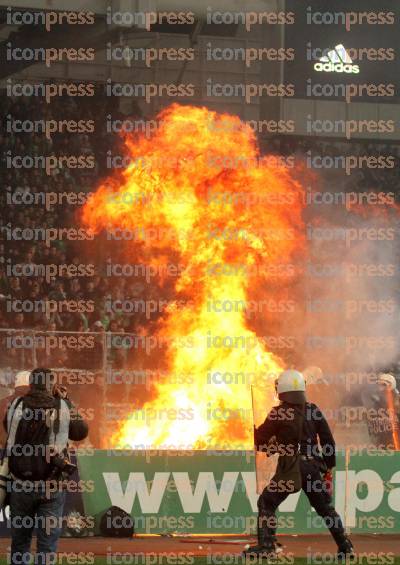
xmin=82 ymin=104 xmax=306 ymax=449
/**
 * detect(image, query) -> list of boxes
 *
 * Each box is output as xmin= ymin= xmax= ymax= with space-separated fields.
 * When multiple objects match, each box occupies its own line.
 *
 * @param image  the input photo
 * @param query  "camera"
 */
xmin=50 ymin=453 xmax=77 ymax=477
xmin=52 ymin=384 xmax=68 ymax=399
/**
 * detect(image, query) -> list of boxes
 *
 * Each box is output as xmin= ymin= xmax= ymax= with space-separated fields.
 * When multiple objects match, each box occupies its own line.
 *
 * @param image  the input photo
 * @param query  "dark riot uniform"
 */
xmin=254 ymin=394 xmax=352 ymax=553
xmin=360 ymin=383 xmax=400 ymax=449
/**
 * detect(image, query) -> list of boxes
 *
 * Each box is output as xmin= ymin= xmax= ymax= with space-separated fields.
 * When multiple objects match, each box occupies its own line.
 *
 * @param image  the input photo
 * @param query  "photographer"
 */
xmin=4 ymin=367 xmax=88 ymax=565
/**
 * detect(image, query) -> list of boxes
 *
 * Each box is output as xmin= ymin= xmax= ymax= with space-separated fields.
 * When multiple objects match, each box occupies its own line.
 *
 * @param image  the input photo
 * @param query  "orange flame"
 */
xmin=82 ymin=104 xmax=306 ymax=449
xmin=384 ymin=388 xmax=400 ymax=451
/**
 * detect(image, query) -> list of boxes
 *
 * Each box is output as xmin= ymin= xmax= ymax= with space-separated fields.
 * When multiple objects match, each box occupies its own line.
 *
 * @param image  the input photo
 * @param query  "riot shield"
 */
xmin=251 ymin=384 xmax=279 ymax=494
xmin=361 ymin=383 xmax=400 ymax=450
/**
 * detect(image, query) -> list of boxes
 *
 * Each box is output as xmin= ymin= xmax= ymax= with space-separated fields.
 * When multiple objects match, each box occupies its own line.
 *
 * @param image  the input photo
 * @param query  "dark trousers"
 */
xmin=10 ymin=486 xmax=66 ymax=565
xmin=258 ymin=459 xmax=347 ymax=547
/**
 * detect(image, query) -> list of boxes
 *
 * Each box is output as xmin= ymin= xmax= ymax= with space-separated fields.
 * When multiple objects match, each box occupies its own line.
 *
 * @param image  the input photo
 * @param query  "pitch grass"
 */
xmin=94 ymin=553 xmax=400 ymax=565
xmin=0 ymin=559 xmax=395 ymax=565
xmin=193 ymin=560 xmax=400 ymax=565
xmin=0 ymin=553 xmax=400 ymax=565
xmin=90 ymin=560 xmax=399 ymax=565
xmin=71 ymin=560 xmax=400 ymax=565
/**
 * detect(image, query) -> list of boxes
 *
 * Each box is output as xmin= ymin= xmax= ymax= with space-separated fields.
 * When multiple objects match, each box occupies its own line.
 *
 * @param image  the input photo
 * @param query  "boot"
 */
xmin=337 ymin=537 xmax=355 ymax=562
xmin=243 ymin=541 xmax=278 ymax=558
xmin=242 ymin=525 xmax=282 ymax=558
xmin=323 ymin=510 xmax=355 ymax=561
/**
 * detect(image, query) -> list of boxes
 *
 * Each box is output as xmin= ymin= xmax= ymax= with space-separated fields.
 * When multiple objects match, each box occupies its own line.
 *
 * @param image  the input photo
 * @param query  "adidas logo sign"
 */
xmin=314 ymin=44 xmax=359 ymax=74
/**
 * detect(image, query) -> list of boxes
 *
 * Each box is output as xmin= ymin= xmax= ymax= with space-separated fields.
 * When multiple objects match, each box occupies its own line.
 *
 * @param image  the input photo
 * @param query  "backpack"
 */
xmin=7 ymin=397 xmax=62 ymax=481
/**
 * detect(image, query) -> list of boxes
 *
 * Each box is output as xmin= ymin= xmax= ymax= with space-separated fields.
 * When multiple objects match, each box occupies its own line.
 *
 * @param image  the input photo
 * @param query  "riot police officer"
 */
xmin=361 ymin=373 xmax=400 ymax=450
xmin=244 ymin=369 xmax=354 ymax=560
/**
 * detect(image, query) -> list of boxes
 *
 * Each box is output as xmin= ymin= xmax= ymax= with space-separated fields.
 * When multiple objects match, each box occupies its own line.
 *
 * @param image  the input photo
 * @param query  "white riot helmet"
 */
xmin=377 ymin=373 xmax=397 ymax=391
xmin=15 ymin=370 xmax=30 ymax=388
xmin=276 ymin=370 xmax=306 ymax=394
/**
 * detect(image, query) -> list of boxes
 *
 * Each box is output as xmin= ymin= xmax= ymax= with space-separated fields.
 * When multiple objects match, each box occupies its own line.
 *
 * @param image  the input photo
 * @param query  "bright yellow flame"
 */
xmin=82 ymin=104 xmax=305 ymax=449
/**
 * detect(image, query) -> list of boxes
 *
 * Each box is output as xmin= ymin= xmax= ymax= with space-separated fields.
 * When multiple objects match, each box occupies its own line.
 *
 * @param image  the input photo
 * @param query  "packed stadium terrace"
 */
xmin=1 ymin=92 xmax=399 ymax=380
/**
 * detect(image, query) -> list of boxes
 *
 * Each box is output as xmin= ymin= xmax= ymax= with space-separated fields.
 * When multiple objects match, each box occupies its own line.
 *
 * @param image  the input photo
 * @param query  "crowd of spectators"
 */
xmin=0 ymin=90 xmax=399 ymax=383
xmin=268 ymin=134 xmax=400 ymax=193
xmin=0 ymin=89 xmax=154 ymax=371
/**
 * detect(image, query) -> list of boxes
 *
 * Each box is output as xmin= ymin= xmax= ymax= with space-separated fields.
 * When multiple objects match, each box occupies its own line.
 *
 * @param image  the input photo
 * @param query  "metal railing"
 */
xmin=0 ymin=328 xmax=154 ymax=448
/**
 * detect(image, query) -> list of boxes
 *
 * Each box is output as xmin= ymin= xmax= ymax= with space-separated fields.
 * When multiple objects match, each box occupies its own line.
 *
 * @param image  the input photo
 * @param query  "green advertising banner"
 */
xmin=77 ymin=450 xmax=400 ymax=535
xmin=344 ymin=451 xmax=400 ymax=534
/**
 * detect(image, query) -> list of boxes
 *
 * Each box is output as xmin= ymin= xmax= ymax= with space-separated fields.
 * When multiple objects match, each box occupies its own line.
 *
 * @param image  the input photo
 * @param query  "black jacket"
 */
xmin=255 ymin=401 xmax=336 ymax=469
xmin=3 ymin=395 xmax=88 ymax=442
